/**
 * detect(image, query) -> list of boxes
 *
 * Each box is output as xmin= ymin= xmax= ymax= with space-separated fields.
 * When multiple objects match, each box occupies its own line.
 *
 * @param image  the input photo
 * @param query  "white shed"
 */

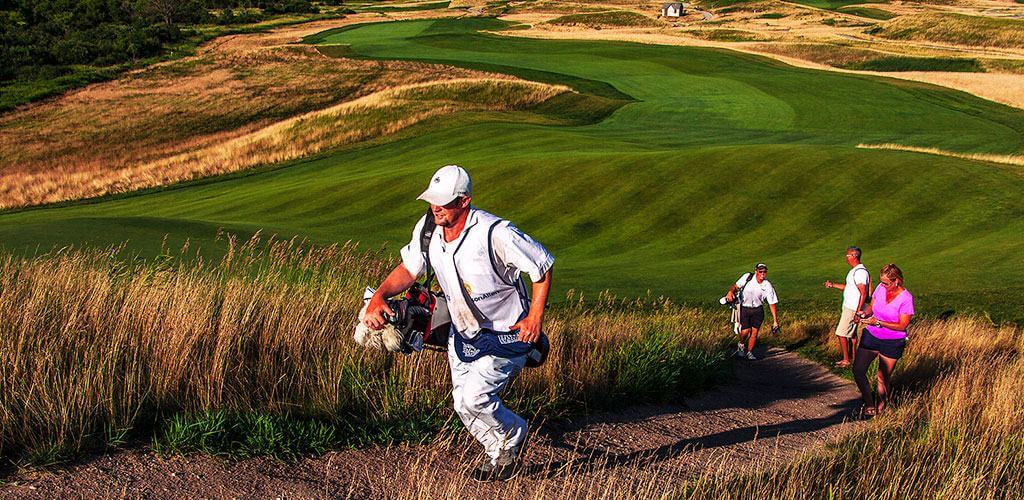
xmin=661 ymin=2 xmax=684 ymax=17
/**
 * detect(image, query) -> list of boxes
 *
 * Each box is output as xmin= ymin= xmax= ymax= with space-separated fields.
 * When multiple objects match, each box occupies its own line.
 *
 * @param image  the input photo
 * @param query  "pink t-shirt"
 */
xmin=865 ymin=285 xmax=914 ymax=340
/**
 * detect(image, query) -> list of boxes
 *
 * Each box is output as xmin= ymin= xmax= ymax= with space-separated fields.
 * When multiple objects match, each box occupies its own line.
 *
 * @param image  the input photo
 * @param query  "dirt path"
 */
xmin=0 ymin=349 xmax=861 ymax=498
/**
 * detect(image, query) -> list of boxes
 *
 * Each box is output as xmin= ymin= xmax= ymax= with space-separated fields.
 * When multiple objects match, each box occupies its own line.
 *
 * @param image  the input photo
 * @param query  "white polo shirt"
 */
xmin=843 ymin=264 xmax=870 ymax=311
xmin=736 ymin=273 xmax=778 ymax=308
xmin=401 ymin=208 xmax=554 ymax=338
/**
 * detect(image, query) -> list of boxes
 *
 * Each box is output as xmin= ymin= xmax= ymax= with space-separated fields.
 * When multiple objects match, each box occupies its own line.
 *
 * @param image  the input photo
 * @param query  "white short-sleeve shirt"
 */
xmin=736 ymin=272 xmax=778 ymax=308
xmin=843 ymin=264 xmax=870 ymax=311
xmin=400 ymin=208 xmax=553 ymax=336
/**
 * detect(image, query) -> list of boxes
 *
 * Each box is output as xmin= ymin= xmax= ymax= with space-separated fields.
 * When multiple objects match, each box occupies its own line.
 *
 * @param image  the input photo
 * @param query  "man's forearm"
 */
xmin=373 ymin=264 xmax=417 ymax=300
xmin=769 ymin=303 xmax=778 ymax=323
xmin=528 ymin=268 xmax=553 ymax=321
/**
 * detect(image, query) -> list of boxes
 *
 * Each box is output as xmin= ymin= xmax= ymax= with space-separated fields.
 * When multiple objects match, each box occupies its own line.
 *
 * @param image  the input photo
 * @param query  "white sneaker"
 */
xmin=735 ymin=342 xmax=746 ymax=358
xmin=744 ymin=350 xmax=757 ymax=361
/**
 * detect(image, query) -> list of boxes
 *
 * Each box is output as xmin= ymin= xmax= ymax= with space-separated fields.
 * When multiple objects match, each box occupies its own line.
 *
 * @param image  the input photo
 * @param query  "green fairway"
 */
xmin=2 ymin=17 xmax=1023 ymax=319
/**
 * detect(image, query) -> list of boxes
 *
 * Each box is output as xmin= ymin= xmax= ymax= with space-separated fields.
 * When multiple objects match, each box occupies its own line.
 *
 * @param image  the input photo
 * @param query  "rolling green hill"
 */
xmin=2 ymin=17 xmax=1023 ymax=320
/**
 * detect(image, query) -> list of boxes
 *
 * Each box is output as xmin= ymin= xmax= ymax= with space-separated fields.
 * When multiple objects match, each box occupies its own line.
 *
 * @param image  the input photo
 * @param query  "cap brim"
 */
xmin=417 ymin=189 xmax=458 ymax=206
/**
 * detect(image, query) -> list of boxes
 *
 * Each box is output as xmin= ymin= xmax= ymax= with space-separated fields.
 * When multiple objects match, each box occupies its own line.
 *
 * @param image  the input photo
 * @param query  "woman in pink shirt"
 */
xmin=852 ymin=264 xmax=915 ymax=417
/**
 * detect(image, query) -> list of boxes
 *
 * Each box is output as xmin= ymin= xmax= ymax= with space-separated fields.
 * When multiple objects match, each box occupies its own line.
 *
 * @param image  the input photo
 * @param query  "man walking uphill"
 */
xmin=363 ymin=165 xmax=554 ymax=482
xmin=725 ymin=263 xmax=779 ymax=360
xmin=824 ymin=246 xmax=870 ymax=368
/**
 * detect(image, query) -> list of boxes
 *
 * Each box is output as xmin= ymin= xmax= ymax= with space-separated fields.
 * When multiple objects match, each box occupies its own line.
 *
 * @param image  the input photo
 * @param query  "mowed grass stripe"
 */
xmin=1 ymin=18 xmax=1022 ymax=319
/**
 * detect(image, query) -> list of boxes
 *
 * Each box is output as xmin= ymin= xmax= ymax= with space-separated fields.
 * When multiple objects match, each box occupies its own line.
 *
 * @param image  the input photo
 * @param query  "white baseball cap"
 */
xmin=417 ymin=165 xmax=472 ymax=206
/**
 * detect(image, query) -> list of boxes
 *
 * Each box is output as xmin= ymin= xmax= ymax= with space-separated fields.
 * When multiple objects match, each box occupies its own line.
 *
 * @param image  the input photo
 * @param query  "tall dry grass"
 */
xmin=0 ymin=234 xmax=728 ymax=463
xmin=0 ymin=28 xmax=563 ymax=210
xmin=3 ymin=234 xmax=1020 ymax=497
xmin=0 ymin=234 xmax=392 ymax=460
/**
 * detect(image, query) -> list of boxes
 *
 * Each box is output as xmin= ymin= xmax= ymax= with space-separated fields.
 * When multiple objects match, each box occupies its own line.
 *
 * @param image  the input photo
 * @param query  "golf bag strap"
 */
xmin=738 ymin=272 xmax=754 ymax=303
xmin=487 ymin=220 xmax=514 ymax=287
xmin=420 ymin=207 xmax=437 ymax=288
xmin=487 ymin=220 xmax=530 ymax=310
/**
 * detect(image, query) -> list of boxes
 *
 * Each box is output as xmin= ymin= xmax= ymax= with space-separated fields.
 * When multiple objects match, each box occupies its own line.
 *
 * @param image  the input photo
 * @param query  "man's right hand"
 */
xmin=363 ymin=263 xmax=417 ymax=330
xmin=824 ymin=280 xmax=833 ymax=289
xmin=363 ymin=294 xmax=395 ymax=330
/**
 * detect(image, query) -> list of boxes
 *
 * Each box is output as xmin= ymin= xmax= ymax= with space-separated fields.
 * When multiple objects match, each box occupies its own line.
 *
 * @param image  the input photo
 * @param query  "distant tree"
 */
xmin=138 ymin=0 xmax=207 ymax=25
xmin=258 ymin=0 xmax=318 ymax=15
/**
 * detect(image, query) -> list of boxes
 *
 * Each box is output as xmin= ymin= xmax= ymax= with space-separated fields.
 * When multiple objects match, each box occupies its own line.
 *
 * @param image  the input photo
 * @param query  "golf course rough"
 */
xmin=2 ymin=17 xmax=1023 ymax=318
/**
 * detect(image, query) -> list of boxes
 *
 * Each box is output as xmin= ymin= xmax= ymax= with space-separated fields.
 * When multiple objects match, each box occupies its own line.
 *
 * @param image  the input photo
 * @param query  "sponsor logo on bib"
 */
xmin=497 ymin=334 xmax=519 ymax=344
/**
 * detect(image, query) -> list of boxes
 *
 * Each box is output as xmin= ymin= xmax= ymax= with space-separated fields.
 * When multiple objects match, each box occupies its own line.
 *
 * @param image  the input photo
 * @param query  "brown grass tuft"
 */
xmin=873 ymin=13 xmax=1024 ymax=49
xmin=858 ymin=143 xmax=1024 ymax=167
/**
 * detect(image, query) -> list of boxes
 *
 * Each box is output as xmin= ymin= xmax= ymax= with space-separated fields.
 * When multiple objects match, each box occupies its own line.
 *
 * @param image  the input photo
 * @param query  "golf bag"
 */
xmin=723 ymin=271 xmax=755 ymax=334
xmin=355 ymin=285 xmax=450 ymax=354
xmin=387 ymin=282 xmax=451 ymax=353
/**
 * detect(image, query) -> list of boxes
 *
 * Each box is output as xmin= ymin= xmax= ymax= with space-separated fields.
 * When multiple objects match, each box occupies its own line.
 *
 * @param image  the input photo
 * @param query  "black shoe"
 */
xmin=470 ymin=461 xmax=495 ymax=482
xmin=470 ymin=444 xmax=523 ymax=482
xmin=470 ymin=461 xmax=518 ymax=482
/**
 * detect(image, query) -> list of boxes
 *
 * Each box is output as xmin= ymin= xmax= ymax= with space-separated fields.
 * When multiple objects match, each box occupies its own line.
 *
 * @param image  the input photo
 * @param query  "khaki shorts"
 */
xmin=835 ymin=308 xmax=860 ymax=338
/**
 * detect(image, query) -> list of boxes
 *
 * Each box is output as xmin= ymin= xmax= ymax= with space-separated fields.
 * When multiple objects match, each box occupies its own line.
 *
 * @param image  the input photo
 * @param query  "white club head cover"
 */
xmin=354 ymin=287 xmax=404 ymax=352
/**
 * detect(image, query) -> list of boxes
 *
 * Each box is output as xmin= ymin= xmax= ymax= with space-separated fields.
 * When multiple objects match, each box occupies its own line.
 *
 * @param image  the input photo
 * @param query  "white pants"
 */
xmin=448 ymin=337 xmax=528 ymax=463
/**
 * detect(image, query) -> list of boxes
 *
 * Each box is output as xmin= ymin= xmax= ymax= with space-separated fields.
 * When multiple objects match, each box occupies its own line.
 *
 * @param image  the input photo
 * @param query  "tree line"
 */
xmin=0 ymin=0 xmax=324 ymax=82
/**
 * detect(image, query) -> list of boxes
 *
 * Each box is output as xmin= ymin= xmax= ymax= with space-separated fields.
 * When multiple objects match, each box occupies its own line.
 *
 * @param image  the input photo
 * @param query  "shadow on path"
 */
xmin=524 ymin=348 xmax=862 ymax=479
xmin=528 ymin=405 xmax=858 ymax=478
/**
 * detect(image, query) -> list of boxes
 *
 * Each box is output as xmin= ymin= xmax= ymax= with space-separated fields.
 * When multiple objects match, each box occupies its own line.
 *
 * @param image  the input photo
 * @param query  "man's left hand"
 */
xmin=511 ymin=314 xmax=543 ymax=343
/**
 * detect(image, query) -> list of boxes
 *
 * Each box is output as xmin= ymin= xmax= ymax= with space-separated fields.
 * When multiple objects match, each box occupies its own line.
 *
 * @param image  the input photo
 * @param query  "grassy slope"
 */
xmin=545 ymin=11 xmax=664 ymax=28
xmin=872 ymin=13 xmax=1024 ymax=49
xmin=1 ymin=17 xmax=1023 ymax=319
xmin=835 ymin=6 xmax=895 ymax=20
xmin=782 ymin=0 xmax=886 ymax=10
xmin=0 ymin=14 xmax=346 ymax=112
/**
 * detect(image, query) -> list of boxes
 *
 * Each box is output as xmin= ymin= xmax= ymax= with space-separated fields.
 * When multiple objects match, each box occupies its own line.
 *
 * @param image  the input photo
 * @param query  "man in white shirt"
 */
xmin=824 ymin=246 xmax=870 ymax=368
xmin=363 ymin=165 xmax=554 ymax=482
xmin=724 ymin=262 xmax=779 ymax=360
